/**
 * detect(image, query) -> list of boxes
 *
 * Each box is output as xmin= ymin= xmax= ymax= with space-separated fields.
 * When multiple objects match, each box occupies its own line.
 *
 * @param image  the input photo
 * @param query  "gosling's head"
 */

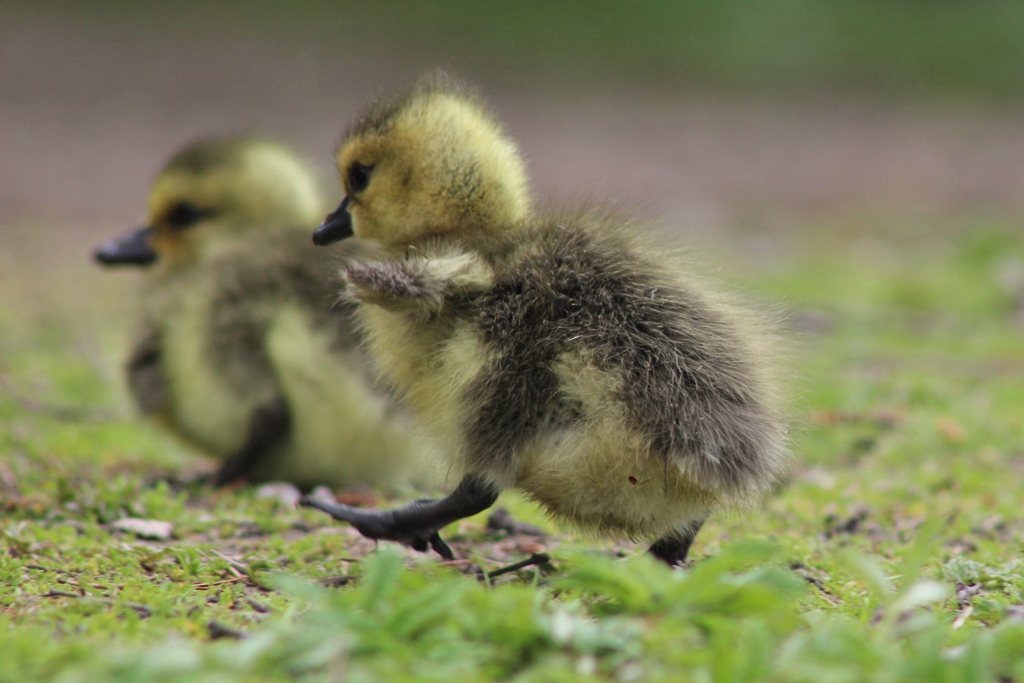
xmin=96 ymin=137 xmax=322 ymax=271
xmin=313 ymin=73 xmax=531 ymax=249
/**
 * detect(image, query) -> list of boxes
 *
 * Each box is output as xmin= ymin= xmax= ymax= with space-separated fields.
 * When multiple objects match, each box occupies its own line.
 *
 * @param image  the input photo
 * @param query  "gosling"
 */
xmin=95 ymin=136 xmax=428 ymax=490
xmin=302 ymin=75 xmax=789 ymax=565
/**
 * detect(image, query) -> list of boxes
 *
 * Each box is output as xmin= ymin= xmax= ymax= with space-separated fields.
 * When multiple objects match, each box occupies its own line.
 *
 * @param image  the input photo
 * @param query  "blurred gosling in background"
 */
xmin=303 ymin=75 xmax=790 ymax=565
xmin=95 ymin=137 xmax=431 ymax=490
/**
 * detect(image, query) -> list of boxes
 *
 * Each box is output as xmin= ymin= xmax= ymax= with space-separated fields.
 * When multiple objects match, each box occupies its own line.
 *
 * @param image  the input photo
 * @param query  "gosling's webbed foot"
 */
xmin=299 ymin=495 xmax=455 ymax=560
xmin=300 ymin=475 xmax=500 ymax=561
xmin=425 ymin=533 xmax=454 ymax=559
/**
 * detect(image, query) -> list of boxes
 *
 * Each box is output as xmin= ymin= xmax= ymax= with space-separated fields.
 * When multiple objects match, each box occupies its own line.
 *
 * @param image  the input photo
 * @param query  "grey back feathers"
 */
xmin=455 ymin=215 xmax=788 ymax=501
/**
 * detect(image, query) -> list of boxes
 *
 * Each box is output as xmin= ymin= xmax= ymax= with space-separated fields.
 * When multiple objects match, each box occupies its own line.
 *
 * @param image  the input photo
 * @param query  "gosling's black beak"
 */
xmin=94 ymin=227 xmax=157 ymax=266
xmin=312 ymin=196 xmax=353 ymax=246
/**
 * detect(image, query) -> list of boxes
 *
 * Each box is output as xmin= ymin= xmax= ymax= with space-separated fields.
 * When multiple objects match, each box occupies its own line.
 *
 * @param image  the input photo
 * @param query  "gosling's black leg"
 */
xmin=649 ymin=518 xmax=706 ymax=567
xmin=300 ymin=474 xmax=500 ymax=560
xmin=212 ymin=397 xmax=291 ymax=487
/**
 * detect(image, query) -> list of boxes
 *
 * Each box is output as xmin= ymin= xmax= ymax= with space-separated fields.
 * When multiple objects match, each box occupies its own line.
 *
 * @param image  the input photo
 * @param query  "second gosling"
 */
xmin=304 ymin=76 xmax=790 ymax=565
xmin=95 ymin=137 xmax=428 ymax=490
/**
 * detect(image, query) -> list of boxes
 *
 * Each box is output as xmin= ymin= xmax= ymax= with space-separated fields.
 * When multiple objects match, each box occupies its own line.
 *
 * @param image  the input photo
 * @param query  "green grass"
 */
xmin=2 ymin=220 xmax=1024 ymax=681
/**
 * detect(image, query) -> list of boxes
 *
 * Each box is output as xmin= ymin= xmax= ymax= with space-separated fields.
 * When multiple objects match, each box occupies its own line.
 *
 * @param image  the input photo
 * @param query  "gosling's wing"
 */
xmin=342 ymin=249 xmax=494 ymax=313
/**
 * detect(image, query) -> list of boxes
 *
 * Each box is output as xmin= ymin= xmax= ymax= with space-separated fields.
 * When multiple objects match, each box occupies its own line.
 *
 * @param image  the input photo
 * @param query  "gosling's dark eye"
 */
xmin=165 ymin=202 xmax=210 ymax=230
xmin=347 ymin=162 xmax=373 ymax=194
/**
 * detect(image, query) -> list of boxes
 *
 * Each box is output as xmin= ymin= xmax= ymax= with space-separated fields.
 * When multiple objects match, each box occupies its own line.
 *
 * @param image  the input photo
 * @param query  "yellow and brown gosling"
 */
xmin=95 ymin=136 xmax=431 ymax=490
xmin=302 ymin=75 xmax=790 ymax=565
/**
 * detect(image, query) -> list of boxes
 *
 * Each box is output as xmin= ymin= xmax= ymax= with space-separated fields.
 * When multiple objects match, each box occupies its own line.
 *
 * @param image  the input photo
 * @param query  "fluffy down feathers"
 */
xmin=316 ymin=74 xmax=790 ymax=552
xmin=98 ymin=137 xmax=433 ymax=490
